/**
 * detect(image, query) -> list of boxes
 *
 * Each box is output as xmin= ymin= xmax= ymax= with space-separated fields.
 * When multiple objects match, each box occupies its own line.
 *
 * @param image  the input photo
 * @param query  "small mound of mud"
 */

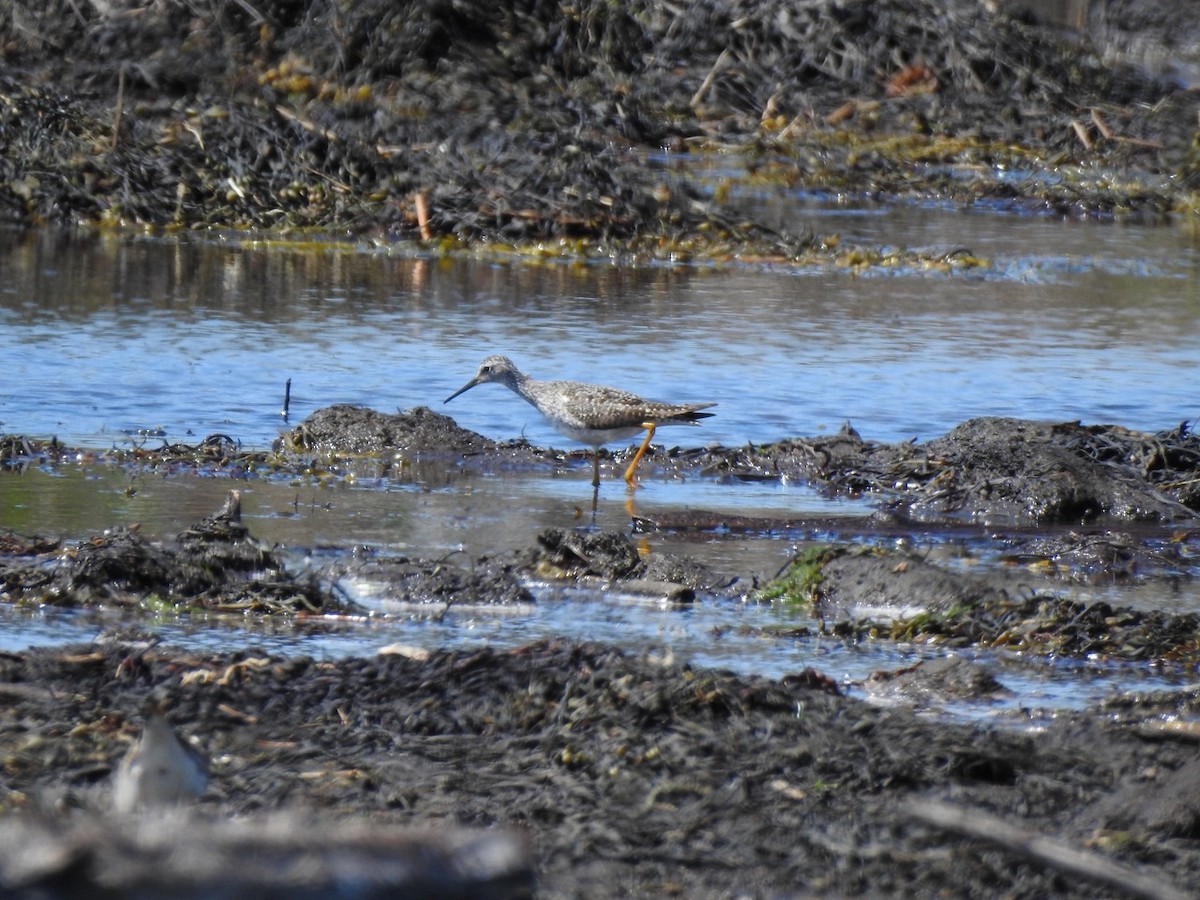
xmin=532 ymin=529 xmax=643 ymax=580
xmin=637 ymin=551 xmax=738 ymax=593
xmin=812 ymin=546 xmax=1007 ymax=622
xmin=724 ymin=417 xmax=1200 ymax=525
xmin=864 ymin=656 xmax=1010 ymax=706
xmin=0 ymin=492 xmax=350 ymax=615
xmin=278 ymin=405 xmax=491 ymax=455
xmin=761 ymin=545 xmax=1200 ymax=663
xmin=0 ymin=532 xmax=60 ymax=556
xmin=997 ymin=528 xmax=1199 ymax=583
xmin=1091 ymin=756 xmax=1200 ymax=839
xmin=912 ymin=418 xmax=1198 ymax=523
xmin=722 ymin=421 xmax=885 ymax=489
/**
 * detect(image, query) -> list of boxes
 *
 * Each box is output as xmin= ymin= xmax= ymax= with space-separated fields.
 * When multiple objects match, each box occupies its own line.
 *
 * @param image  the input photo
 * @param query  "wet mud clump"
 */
xmin=0 ymin=491 xmax=347 ymax=615
xmin=528 ymin=528 xmax=739 ymax=600
xmin=277 ymin=405 xmax=570 ymax=483
xmin=722 ymin=417 xmax=1200 ymax=525
xmin=328 ymin=550 xmax=534 ymax=610
xmin=997 ymin=528 xmax=1199 ymax=583
xmin=760 ymin=544 xmax=1200 ymax=663
xmin=278 ymin=405 xmax=491 ymax=457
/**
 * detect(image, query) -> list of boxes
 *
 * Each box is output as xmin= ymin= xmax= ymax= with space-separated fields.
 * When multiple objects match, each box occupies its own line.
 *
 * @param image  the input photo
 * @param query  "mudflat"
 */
xmin=3 ymin=0 xmax=1200 ymax=894
xmin=3 ymin=406 xmax=1200 ymax=896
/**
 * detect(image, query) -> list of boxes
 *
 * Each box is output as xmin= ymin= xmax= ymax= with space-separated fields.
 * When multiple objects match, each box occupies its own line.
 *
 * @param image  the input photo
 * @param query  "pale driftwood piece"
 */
xmin=0 ymin=812 xmax=533 ymax=900
xmin=908 ymin=799 xmax=1188 ymax=900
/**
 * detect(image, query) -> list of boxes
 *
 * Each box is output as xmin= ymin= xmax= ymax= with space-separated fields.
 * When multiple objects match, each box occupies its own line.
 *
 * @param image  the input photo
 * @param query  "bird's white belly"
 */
xmin=552 ymin=422 xmax=646 ymax=447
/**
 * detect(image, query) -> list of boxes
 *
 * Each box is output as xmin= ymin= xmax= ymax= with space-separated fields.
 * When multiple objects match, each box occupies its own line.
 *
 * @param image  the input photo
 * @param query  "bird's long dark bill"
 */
xmin=444 ymin=378 xmax=481 ymax=403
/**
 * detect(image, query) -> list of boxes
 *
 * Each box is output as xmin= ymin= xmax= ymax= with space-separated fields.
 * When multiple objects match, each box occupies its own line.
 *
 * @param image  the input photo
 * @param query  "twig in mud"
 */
xmin=1070 ymin=119 xmax=1093 ymax=150
xmin=1090 ymin=108 xmax=1115 ymax=141
xmin=275 ymin=104 xmax=338 ymax=142
xmin=174 ymin=182 xmax=187 ymax=225
xmin=228 ymin=0 xmax=266 ymax=25
xmin=1115 ymin=134 xmax=1165 ymax=150
xmin=908 ymin=798 xmax=1189 ymax=900
xmin=825 ymin=100 xmax=858 ymax=126
xmin=111 ymin=66 xmax=125 ymax=150
xmin=690 ymin=48 xmax=733 ymax=109
xmin=415 ymin=191 xmax=431 ymax=241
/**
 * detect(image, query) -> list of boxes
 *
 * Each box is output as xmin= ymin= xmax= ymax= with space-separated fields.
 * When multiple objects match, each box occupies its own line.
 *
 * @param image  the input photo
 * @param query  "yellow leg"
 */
xmin=623 ymin=422 xmax=656 ymax=487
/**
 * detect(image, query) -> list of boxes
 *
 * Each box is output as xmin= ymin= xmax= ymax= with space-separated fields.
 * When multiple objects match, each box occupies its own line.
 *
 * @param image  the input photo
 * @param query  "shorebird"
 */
xmin=445 ymin=355 xmax=715 ymax=487
xmin=112 ymin=713 xmax=210 ymax=813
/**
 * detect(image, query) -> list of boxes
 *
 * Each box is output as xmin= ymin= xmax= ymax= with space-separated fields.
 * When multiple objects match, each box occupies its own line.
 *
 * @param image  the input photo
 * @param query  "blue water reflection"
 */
xmin=3 ymin=214 xmax=1199 ymax=452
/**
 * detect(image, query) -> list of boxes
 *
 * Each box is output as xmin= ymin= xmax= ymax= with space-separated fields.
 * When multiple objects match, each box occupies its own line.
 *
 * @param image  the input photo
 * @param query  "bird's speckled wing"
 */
xmin=538 ymin=379 xmax=714 ymax=432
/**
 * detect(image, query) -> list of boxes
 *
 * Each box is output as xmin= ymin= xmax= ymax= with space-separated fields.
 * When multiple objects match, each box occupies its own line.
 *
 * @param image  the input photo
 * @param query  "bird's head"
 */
xmin=445 ymin=355 xmax=522 ymax=402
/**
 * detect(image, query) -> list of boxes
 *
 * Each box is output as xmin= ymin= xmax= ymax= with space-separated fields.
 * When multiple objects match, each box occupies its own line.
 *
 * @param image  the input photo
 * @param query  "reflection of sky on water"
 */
xmin=3 ymin=207 xmax=1200 ymax=451
xmin=3 ymin=208 xmax=1199 ymax=722
xmin=2 ymin=593 xmax=1190 ymax=726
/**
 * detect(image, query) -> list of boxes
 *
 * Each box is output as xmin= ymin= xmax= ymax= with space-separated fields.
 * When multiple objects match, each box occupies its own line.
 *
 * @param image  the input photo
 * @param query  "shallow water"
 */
xmin=3 ymin=205 xmax=1200 ymax=717
xmin=3 ymin=209 xmax=1198 ymax=451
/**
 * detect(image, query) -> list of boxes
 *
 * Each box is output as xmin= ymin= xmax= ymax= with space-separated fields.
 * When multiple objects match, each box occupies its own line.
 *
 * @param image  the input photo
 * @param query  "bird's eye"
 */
xmin=481 ymin=366 xmax=492 ymax=374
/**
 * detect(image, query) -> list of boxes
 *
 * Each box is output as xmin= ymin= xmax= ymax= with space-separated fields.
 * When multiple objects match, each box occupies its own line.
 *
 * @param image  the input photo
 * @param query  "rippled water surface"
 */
xmin=3 ymin=205 xmax=1199 ymax=717
xmin=3 ymin=209 xmax=1198 ymax=450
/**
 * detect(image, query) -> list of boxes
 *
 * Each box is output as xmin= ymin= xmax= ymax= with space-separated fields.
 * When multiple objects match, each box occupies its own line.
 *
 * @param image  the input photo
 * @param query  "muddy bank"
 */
xmin=0 ymin=488 xmax=353 ymax=616
xmin=4 ymin=408 xmax=1200 ymax=892
xmin=276 ymin=409 xmax=1200 ymax=528
xmin=3 ymin=407 xmax=1200 ymax=664
xmin=1 ymin=637 xmax=1198 ymax=898
xmin=1 ymin=0 xmax=1197 ymax=257
xmin=756 ymin=544 xmax=1200 ymax=665
xmin=714 ymin=417 xmax=1200 ymax=525
xmin=44 ymin=408 xmax=1200 ymax=525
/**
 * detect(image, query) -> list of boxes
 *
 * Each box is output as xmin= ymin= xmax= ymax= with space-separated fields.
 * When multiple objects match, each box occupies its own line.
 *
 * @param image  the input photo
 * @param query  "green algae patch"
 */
xmin=753 ymin=546 xmax=839 ymax=609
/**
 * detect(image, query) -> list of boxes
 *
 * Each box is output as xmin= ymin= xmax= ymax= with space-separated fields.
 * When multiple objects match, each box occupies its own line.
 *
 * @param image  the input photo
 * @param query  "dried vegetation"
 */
xmin=1 ymin=0 xmax=1197 ymax=263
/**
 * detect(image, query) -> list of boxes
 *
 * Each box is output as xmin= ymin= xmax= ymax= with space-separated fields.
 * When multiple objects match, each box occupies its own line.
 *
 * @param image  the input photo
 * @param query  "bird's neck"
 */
xmin=509 ymin=371 xmax=534 ymax=401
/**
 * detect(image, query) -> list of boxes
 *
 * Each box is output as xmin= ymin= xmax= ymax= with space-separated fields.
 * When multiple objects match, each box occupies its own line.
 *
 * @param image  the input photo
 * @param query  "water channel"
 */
xmin=2 ymin=199 xmax=1199 ymax=720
